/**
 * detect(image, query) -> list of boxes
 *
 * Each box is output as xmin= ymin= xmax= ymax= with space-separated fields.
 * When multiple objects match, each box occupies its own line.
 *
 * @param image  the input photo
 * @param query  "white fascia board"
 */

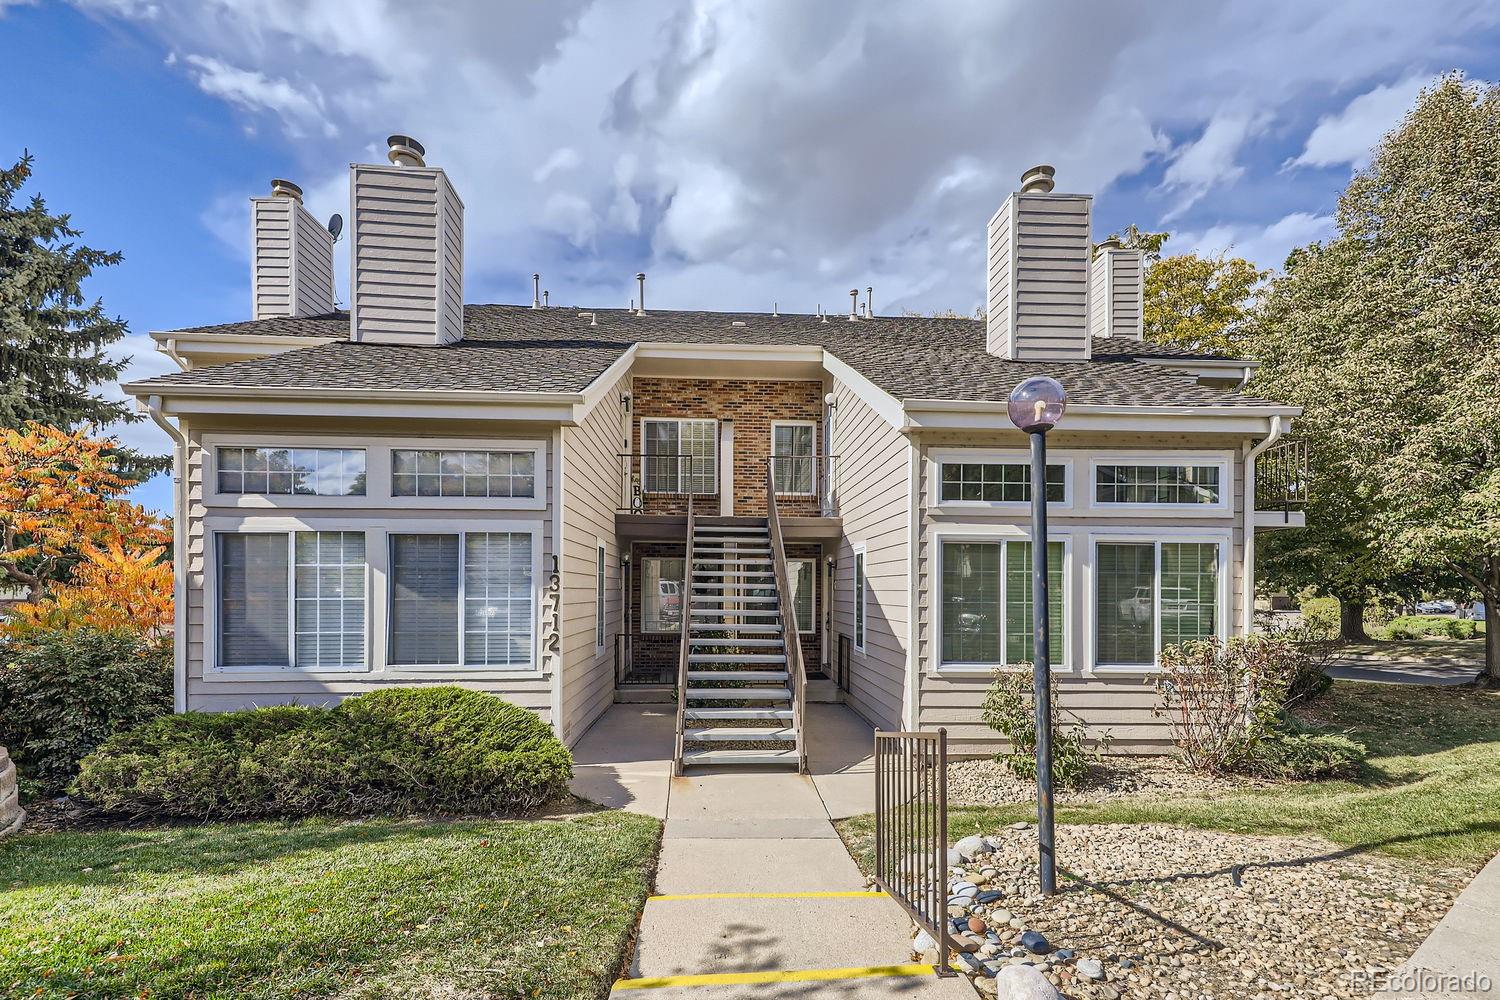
xmin=634 ymin=341 xmax=825 ymax=365
xmin=821 ymin=350 xmax=906 ymax=431
xmin=573 ymin=344 xmax=639 ymax=423
xmin=122 ymin=382 xmax=583 ymax=424
xmin=900 ymin=398 xmax=1299 ymax=435
xmin=1134 ymin=357 xmax=1260 ymax=379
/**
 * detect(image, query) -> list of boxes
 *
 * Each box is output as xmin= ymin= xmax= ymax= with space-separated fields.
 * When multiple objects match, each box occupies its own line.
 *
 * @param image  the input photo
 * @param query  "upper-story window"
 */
xmin=643 ymin=418 xmax=716 ymax=495
xmin=940 ymin=461 xmax=1065 ymax=504
xmin=771 ymin=422 xmax=816 ymax=494
xmin=1095 ymin=464 xmax=1221 ymax=506
xmin=216 ymin=447 xmax=366 ymax=496
xmin=391 ymin=449 xmax=537 ymax=498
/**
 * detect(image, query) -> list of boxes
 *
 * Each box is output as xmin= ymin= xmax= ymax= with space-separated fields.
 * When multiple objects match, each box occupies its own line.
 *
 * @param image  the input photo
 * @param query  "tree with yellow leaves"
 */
xmin=4 ymin=541 xmax=173 ymax=638
xmin=0 ymin=422 xmax=170 ymax=603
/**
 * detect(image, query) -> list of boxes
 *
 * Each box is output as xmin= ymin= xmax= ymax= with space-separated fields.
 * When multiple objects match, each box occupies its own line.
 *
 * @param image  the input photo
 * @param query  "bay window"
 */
xmin=218 ymin=530 xmax=366 ymax=670
xmin=938 ymin=538 xmax=1064 ymax=667
xmin=1094 ymin=540 xmax=1221 ymax=668
xmin=389 ymin=531 xmax=535 ymax=668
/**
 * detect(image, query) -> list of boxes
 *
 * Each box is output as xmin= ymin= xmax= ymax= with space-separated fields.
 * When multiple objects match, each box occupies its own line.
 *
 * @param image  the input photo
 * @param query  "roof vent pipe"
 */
xmin=866 ymin=286 xmax=874 ymax=317
xmin=386 ymin=134 xmax=427 ymax=168
xmin=1019 ymin=164 xmax=1056 ymax=194
xmin=270 ymin=178 xmax=304 ymax=202
xmin=543 ymin=290 xmax=549 ymax=307
xmin=772 ymin=301 xmax=779 ymax=317
xmin=848 ymin=288 xmax=859 ymax=321
xmin=636 ymin=272 xmax=646 ymax=316
xmin=531 ymin=273 xmax=541 ymax=309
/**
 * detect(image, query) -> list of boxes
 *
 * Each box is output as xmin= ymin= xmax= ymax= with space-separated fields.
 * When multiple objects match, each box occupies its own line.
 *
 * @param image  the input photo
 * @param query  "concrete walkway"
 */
xmin=1326 ymin=658 xmax=1482 ymax=686
xmin=571 ymin=704 xmax=970 ymax=998
xmin=1384 ymin=852 xmax=1500 ymax=999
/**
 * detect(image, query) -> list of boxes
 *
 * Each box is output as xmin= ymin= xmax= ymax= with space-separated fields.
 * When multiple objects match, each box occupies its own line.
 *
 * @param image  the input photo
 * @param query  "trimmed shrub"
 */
xmin=0 ymin=628 xmax=172 ymax=795
xmin=73 ymin=686 xmax=572 ymax=819
xmin=1237 ymin=728 xmax=1367 ymax=781
xmin=982 ymin=669 xmax=1108 ymax=789
xmin=1382 ymin=615 xmax=1484 ymax=640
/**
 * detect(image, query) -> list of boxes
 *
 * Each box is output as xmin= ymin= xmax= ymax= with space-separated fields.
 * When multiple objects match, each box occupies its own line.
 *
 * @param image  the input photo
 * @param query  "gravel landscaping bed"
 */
xmin=948 ymin=756 xmax=1271 ymax=807
xmin=906 ymin=823 xmax=1466 ymax=999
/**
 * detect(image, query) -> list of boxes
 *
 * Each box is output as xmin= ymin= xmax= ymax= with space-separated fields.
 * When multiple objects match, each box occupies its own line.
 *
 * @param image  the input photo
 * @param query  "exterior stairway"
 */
xmin=675 ymin=513 xmax=807 ymax=772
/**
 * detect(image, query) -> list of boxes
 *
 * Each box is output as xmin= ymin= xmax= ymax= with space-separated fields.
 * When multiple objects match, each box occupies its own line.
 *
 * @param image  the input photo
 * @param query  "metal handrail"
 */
xmin=873 ymin=729 xmax=953 ymax=977
xmin=672 ymin=503 xmax=695 ymax=776
xmin=618 ymin=452 xmax=719 ymax=498
xmin=766 ymin=463 xmax=809 ymax=774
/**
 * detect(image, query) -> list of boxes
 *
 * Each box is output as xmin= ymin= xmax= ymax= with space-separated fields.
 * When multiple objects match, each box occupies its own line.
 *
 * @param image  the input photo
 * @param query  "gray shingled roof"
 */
xmin=133 ymin=304 xmax=1278 ymax=409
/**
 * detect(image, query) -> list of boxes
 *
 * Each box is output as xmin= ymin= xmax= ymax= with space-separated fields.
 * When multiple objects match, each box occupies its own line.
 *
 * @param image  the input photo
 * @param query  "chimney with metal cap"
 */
xmin=250 ymin=178 xmax=336 ymax=321
xmin=985 ymin=164 xmax=1092 ymax=360
xmin=349 ymin=134 xmax=465 ymax=345
xmin=1089 ymin=236 xmax=1144 ymax=340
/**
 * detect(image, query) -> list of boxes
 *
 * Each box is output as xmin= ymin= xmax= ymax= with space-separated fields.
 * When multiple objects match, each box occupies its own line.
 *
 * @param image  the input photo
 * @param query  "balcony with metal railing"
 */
xmin=1254 ymin=438 xmax=1308 ymax=528
xmin=615 ymin=452 xmax=841 ymax=542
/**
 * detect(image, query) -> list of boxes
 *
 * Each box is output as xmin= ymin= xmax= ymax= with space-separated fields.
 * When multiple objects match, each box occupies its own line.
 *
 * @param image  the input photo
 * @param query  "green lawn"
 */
xmin=1337 ymin=637 xmax=1485 ymax=664
xmin=0 ymin=810 xmax=661 ymax=999
xmin=839 ymin=681 xmax=1500 ymax=872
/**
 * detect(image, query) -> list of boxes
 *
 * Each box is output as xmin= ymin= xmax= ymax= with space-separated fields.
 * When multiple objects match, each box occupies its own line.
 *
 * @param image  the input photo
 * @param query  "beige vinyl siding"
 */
xmin=915 ymin=430 xmax=1249 ymax=755
xmin=292 ymin=205 xmax=337 ymax=317
xmin=349 ymin=164 xmax=463 ymax=346
xmin=1088 ymin=249 xmax=1111 ymax=341
xmin=557 ymin=370 xmax=629 ymax=744
xmin=1011 ymin=192 xmax=1093 ymax=361
xmin=250 ymin=198 xmax=292 ymax=320
xmin=1090 ymin=248 xmax=1144 ymax=340
xmin=179 ymin=419 xmax=556 ymax=724
xmin=830 ymin=378 xmax=912 ymax=732
xmin=984 ymin=203 xmax=1013 ymax=356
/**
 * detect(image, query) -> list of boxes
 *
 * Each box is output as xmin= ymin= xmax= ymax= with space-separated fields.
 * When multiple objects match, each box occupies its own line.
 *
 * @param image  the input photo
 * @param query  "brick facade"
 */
xmin=631 ymin=377 xmax=824 ymax=516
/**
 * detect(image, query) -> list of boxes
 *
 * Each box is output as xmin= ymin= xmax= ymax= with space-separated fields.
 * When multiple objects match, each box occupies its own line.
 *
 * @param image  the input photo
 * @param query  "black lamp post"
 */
xmin=1006 ymin=375 xmax=1067 ymax=896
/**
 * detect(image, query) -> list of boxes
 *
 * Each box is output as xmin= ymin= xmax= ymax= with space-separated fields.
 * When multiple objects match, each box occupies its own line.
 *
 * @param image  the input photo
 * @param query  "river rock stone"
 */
xmin=1021 ymin=930 xmax=1050 ymax=954
xmin=993 ymin=964 xmax=1062 ymax=1000
xmin=1075 ymin=958 xmax=1104 ymax=980
xmin=954 ymin=834 xmax=989 ymax=860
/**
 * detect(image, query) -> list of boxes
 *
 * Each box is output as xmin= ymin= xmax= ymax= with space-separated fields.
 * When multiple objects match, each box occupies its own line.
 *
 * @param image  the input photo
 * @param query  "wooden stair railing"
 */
xmin=672 ymin=503 xmax=696 ymax=776
xmin=765 ymin=465 xmax=809 ymax=774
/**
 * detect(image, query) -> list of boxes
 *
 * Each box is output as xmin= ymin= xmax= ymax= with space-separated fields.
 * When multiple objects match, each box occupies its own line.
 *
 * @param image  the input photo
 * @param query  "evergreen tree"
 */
xmin=0 ymin=152 xmax=160 ymax=472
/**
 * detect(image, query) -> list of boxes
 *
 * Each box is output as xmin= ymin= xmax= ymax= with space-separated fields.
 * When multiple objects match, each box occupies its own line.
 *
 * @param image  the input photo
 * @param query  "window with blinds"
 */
xmin=854 ymin=549 xmax=867 ymax=651
xmin=388 ymin=531 xmax=535 ymax=668
xmin=788 ymin=559 xmax=816 ymax=634
xmin=771 ymin=423 xmax=816 ymax=494
xmin=938 ymin=539 xmax=1065 ymax=667
xmin=1094 ymin=540 xmax=1221 ymax=668
xmin=218 ymin=531 xmax=366 ymax=670
xmin=642 ymin=419 xmax=716 ymax=494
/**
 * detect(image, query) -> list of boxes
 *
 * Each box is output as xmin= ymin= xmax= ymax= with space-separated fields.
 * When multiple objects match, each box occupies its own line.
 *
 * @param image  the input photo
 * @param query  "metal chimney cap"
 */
xmin=270 ymin=178 xmax=304 ymax=201
xmin=386 ymin=135 xmax=427 ymax=168
xmin=1019 ymin=164 xmax=1056 ymax=194
xmin=1094 ymin=235 xmax=1124 ymax=254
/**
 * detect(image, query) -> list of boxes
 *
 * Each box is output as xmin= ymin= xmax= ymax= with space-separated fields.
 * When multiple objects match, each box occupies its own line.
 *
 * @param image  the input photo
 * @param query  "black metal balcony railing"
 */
xmin=769 ymin=453 xmax=838 ymax=511
xmin=1256 ymin=439 xmax=1309 ymax=512
xmin=618 ymin=452 xmax=718 ymax=512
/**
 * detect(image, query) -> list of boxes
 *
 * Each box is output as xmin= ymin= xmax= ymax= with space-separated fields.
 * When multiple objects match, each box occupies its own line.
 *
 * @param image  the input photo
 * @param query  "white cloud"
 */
xmin=1160 ymin=111 xmax=1271 ymax=219
xmin=1289 ymin=73 xmax=1434 ymax=170
xmin=1171 ymin=210 xmax=1336 ymax=272
xmin=179 ymin=54 xmax=336 ymax=139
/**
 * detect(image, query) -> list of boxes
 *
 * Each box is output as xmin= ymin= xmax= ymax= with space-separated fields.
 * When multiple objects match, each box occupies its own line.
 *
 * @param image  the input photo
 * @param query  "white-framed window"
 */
xmin=938 ymin=537 xmax=1066 ymax=668
xmin=938 ymin=460 xmax=1067 ymax=505
xmin=771 ymin=421 xmax=817 ymax=495
xmin=1094 ymin=462 xmax=1224 ymax=507
xmin=595 ymin=542 xmax=607 ymax=650
xmin=1093 ymin=538 xmax=1225 ymax=670
xmin=853 ymin=545 xmax=867 ymax=651
xmin=388 ymin=530 xmax=536 ymax=668
xmin=787 ymin=558 xmax=816 ymax=633
xmin=641 ymin=557 xmax=685 ymax=633
xmin=391 ymin=449 xmax=537 ymax=499
xmin=642 ymin=418 xmax=716 ymax=495
xmin=217 ymin=530 xmax=367 ymax=671
xmin=216 ymin=447 xmax=366 ymax=497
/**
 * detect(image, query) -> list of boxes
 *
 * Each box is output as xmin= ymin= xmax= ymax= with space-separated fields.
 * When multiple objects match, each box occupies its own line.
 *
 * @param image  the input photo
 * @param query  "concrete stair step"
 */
xmin=685 ymin=687 xmax=791 ymax=701
xmin=686 ymin=707 xmax=794 ymax=721
xmin=683 ymin=726 xmax=798 ymax=742
xmin=687 ymin=653 xmax=787 ymax=664
xmin=686 ymin=670 xmax=790 ymax=682
xmin=688 ymin=637 xmax=784 ymax=647
xmin=682 ymin=747 xmax=800 ymax=767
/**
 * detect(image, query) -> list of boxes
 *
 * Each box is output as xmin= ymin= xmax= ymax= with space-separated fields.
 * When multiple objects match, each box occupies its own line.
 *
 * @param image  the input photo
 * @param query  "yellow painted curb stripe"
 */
xmin=647 ymin=890 xmax=886 ymax=901
xmin=613 ymin=964 xmax=939 ymax=990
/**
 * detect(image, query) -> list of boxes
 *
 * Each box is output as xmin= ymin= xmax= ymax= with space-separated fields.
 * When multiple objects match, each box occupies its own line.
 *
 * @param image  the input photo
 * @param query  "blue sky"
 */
xmin=4 ymin=0 xmax=1500 ymax=515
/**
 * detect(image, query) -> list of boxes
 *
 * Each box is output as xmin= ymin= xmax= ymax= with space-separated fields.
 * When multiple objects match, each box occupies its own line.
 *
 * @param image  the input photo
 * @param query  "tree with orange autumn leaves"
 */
xmin=0 ymin=423 xmax=171 ymax=636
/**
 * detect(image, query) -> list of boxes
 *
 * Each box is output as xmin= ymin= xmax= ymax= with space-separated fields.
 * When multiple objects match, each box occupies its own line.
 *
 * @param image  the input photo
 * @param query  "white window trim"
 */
xmin=852 ymin=543 xmax=867 ymax=653
xmin=929 ymin=449 xmax=1075 ymax=512
xmin=387 ymin=523 xmax=545 ymax=672
xmin=206 ymin=522 xmax=371 ymax=676
xmin=1087 ymin=451 xmax=1233 ymax=517
xmin=1086 ymin=528 xmax=1231 ymax=675
xmin=203 ymin=432 xmax=547 ymax=511
xmin=929 ymin=525 xmax=1074 ymax=676
xmin=770 ymin=420 xmax=819 ymax=496
xmin=641 ymin=556 xmax=685 ymax=635
xmin=595 ymin=540 xmax=608 ymax=652
xmin=204 ymin=514 xmax=546 ymax=679
xmin=788 ymin=557 xmax=817 ymax=633
xmin=640 ymin=417 xmax=719 ymax=496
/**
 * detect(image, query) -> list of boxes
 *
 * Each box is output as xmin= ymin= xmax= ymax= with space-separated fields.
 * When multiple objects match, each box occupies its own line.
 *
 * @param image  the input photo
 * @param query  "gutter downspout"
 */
xmin=162 ymin=338 xmax=190 ymax=371
xmin=146 ymin=395 xmax=189 ymax=713
xmin=1242 ymin=415 xmax=1286 ymax=636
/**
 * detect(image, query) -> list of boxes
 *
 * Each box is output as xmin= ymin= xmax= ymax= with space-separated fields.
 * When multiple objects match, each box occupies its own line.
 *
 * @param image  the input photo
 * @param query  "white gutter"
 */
xmin=146 ymin=394 xmax=189 ymax=713
xmin=1241 ymin=415 xmax=1286 ymax=636
xmin=161 ymin=337 xmax=190 ymax=371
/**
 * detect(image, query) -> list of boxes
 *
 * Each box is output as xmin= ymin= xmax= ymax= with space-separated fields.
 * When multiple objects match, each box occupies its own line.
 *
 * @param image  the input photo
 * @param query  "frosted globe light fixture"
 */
xmin=1007 ymin=376 xmax=1068 ymax=433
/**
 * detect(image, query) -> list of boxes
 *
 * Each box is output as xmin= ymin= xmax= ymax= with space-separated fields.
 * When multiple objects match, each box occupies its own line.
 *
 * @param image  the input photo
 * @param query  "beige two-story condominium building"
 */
xmin=127 ymin=137 xmax=1303 ymax=772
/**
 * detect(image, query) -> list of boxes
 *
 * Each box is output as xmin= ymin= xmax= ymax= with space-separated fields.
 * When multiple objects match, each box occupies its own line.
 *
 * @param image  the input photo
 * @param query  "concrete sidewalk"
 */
xmin=1383 ymin=852 xmax=1500 ymax=999
xmin=572 ymin=704 xmax=970 ymax=998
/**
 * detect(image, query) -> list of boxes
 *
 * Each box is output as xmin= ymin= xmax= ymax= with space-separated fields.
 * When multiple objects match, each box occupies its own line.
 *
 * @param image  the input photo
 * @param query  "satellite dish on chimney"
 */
xmin=327 ymin=213 xmax=344 ymax=241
